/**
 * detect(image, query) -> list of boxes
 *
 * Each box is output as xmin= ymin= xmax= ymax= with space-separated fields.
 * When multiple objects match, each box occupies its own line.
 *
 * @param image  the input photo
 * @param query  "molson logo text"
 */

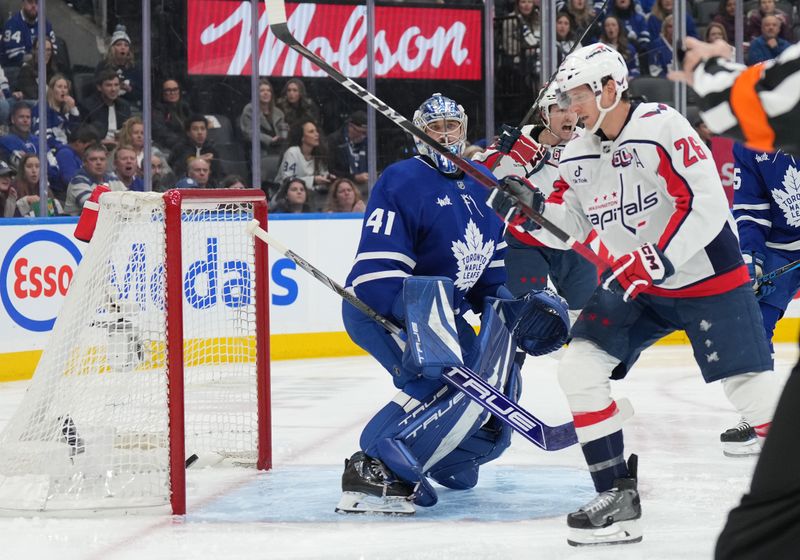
xmin=187 ymin=1 xmax=481 ymax=79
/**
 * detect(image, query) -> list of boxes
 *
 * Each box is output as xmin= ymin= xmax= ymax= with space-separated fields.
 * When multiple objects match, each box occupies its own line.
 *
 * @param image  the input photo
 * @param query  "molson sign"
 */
xmin=187 ymin=1 xmax=482 ymax=80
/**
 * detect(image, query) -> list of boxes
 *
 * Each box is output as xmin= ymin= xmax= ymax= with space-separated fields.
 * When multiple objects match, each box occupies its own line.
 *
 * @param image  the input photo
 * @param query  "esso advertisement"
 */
xmin=0 ymin=217 xmax=362 ymax=354
xmin=0 ymin=227 xmax=82 ymax=335
xmin=187 ymin=1 xmax=482 ymax=80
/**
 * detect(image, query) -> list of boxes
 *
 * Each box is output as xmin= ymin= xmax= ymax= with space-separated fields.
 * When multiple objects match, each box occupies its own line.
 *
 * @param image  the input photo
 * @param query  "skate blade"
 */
xmin=722 ymin=439 xmax=760 ymax=458
xmin=567 ymin=519 xmax=643 ymax=546
xmin=335 ymin=491 xmax=415 ymax=515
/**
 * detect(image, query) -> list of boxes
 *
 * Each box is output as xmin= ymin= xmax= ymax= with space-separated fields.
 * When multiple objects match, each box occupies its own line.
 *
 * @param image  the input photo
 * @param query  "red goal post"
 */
xmin=0 ymin=189 xmax=270 ymax=515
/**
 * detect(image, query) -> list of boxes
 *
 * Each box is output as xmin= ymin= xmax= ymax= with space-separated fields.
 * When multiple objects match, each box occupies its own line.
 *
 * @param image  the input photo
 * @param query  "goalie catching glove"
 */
xmin=601 ymin=243 xmax=674 ymax=302
xmin=486 ymin=175 xmax=545 ymax=233
xmin=492 ymin=288 xmax=570 ymax=356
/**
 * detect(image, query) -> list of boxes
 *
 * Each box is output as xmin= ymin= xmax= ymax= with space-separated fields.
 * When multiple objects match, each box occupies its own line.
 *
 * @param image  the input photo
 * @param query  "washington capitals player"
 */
xmin=718 ymin=146 xmax=800 ymax=456
xmin=489 ymin=43 xmax=782 ymax=545
xmin=337 ymin=94 xmax=569 ymax=515
xmin=475 ymin=83 xmax=597 ymax=324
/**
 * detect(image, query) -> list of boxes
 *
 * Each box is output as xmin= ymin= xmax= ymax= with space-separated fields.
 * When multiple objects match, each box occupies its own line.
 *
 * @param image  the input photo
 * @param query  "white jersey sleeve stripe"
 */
xmin=736 ymin=215 xmax=772 ymax=227
xmin=733 ymin=203 xmax=771 ymax=210
xmin=351 ymin=270 xmax=411 ymax=288
xmin=353 ymin=251 xmax=417 ymax=268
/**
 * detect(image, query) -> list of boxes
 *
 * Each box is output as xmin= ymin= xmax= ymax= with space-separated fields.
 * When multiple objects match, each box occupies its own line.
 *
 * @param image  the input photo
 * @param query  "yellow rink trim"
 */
xmin=2 ymin=319 xmax=798 ymax=382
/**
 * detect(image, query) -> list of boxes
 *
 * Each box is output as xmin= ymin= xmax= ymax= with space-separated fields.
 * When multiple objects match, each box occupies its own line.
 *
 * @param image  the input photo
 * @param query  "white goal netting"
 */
xmin=0 ymin=191 xmax=269 ymax=513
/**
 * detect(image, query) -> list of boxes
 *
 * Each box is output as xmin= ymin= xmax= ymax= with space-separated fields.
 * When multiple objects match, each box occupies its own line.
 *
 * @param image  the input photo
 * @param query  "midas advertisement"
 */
xmin=0 ymin=215 xmax=365 ymax=381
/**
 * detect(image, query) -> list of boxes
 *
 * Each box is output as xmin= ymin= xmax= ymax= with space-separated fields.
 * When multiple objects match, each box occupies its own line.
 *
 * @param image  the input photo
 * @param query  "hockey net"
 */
xmin=0 ymin=190 xmax=270 ymax=514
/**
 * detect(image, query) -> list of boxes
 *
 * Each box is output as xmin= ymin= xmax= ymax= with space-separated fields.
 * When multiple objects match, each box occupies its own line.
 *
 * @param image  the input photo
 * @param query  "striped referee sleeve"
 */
xmin=692 ymin=43 xmax=800 ymax=155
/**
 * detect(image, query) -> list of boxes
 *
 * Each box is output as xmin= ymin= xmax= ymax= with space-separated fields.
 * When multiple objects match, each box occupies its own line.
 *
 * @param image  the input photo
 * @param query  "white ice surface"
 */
xmin=0 ymin=343 xmax=794 ymax=560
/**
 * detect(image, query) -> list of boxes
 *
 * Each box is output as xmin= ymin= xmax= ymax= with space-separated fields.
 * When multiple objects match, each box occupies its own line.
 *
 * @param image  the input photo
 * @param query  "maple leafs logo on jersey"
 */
xmin=772 ymin=166 xmax=800 ymax=227
xmin=451 ymin=220 xmax=495 ymax=291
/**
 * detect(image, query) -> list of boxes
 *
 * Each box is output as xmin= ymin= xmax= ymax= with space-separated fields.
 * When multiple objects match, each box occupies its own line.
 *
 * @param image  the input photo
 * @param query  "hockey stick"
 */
xmin=264 ymin=0 xmax=607 ymax=273
xmin=757 ymin=258 xmax=800 ymax=287
xmin=246 ymin=221 xmax=577 ymax=451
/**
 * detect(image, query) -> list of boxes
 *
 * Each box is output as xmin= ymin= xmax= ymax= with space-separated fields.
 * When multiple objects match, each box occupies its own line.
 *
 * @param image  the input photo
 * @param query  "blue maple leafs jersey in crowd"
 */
xmin=733 ymin=144 xmax=800 ymax=257
xmin=345 ymin=156 xmax=507 ymax=320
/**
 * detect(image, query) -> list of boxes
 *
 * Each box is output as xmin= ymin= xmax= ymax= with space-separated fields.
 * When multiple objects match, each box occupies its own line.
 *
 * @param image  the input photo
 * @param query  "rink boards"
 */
xmin=0 ymin=214 xmax=798 ymax=381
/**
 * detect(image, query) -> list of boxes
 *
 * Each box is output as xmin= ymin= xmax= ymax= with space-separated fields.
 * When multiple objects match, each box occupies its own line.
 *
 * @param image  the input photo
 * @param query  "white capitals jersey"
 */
xmin=534 ymin=102 xmax=748 ymax=296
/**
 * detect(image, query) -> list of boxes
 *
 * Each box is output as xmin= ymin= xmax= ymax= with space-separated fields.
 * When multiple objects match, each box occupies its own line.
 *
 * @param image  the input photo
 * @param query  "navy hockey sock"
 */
xmin=581 ymin=431 xmax=628 ymax=492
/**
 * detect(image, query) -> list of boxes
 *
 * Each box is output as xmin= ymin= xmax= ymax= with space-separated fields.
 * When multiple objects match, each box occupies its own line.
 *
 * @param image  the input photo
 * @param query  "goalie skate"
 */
xmin=335 ymin=451 xmax=415 ymax=515
xmin=720 ymin=421 xmax=760 ymax=457
xmin=567 ymin=454 xmax=642 ymax=546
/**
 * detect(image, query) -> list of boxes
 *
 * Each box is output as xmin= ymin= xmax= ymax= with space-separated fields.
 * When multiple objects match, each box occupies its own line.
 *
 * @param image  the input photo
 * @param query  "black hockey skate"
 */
xmin=60 ymin=415 xmax=85 ymax=456
xmin=335 ymin=451 xmax=416 ymax=515
xmin=720 ymin=421 xmax=760 ymax=457
xmin=567 ymin=454 xmax=643 ymax=546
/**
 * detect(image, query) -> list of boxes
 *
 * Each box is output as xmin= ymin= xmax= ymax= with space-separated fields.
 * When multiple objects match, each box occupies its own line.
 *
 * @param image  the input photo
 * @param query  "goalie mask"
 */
xmin=413 ymin=93 xmax=468 ymax=175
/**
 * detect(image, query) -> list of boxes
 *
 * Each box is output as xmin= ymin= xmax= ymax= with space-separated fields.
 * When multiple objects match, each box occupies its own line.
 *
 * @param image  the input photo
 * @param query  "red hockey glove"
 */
xmin=488 ymin=124 xmax=549 ymax=176
xmin=601 ymin=243 xmax=674 ymax=301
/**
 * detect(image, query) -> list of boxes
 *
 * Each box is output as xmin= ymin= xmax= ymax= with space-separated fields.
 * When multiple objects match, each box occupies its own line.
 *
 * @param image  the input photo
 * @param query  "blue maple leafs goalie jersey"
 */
xmin=345 ymin=156 xmax=507 ymax=320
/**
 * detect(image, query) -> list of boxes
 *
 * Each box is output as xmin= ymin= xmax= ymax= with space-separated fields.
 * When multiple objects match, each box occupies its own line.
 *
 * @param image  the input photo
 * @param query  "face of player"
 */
xmin=99 ymin=77 xmax=120 ymax=103
xmin=286 ymin=181 xmax=306 ymax=205
xmin=517 ymin=0 xmax=534 ymax=16
xmin=188 ymin=160 xmax=210 ymax=186
xmin=547 ymin=105 xmax=578 ymax=141
xmin=301 ymin=122 xmax=320 ymax=149
xmin=259 ymin=84 xmax=273 ymax=105
xmin=562 ymin=85 xmax=600 ymax=128
xmin=189 ymin=121 xmax=208 ymax=146
xmin=12 ymin=108 xmax=31 ymax=134
xmin=115 ymin=149 xmax=137 ymax=180
xmin=556 ymin=15 xmax=571 ymax=39
xmin=335 ymin=181 xmax=356 ymax=208
xmin=286 ymin=83 xmax=301 ymax=104
xmin=130 ymin=124 xmax=145 ymax=149
xmin=85 ymin=150 xmax=107 ymax=179
xmin=604 ymin=17 xmax=620 ymax=41
xmin=24 ymin=157 xmax=39 ymax=184
xmin=425 ymin=118 xmax=463 ymax=148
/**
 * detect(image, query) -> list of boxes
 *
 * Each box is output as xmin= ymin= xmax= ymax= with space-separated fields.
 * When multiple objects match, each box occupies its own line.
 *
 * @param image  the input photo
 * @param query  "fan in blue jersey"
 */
xmin=719 ymin=145 xmax=800 ymax=456
xmin=335 ymin=93 xmax=569 ymax=515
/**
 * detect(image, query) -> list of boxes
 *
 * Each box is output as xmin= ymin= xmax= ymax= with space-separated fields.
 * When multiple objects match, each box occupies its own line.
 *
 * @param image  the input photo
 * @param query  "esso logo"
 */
xmin=0 ymin=230 xmax=83 ymax=332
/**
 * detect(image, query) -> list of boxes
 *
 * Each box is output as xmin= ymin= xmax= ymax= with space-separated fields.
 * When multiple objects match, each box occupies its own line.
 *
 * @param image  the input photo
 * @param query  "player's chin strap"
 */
xmin=246 ymin=221 xmax=578 ymax=452
xmin=588 ymin=94 xmax=623 ymax=135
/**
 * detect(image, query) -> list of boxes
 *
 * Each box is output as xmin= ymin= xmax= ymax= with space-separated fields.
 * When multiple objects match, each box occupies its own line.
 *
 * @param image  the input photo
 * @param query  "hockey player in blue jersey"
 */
xmin=719 ymin=145 xmax=800 ymax=456
xmin=336 ymin=93 xmax=570 ymax=515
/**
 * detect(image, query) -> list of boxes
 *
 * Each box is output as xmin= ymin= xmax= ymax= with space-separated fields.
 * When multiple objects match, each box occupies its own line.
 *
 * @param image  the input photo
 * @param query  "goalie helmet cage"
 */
xmin=0 ymin=190 xmax=271 ymax=515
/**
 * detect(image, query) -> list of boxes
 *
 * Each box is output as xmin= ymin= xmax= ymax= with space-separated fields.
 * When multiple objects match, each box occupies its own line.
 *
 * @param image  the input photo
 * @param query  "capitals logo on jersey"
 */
xmin=451 ymin=220 xmax=495 ymax=290
xmin=771 ymin=165 xmax=800 ymax=226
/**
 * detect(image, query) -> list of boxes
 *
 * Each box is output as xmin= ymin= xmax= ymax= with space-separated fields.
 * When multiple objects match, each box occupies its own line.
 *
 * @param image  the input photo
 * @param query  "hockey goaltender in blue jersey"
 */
xmin=345 ymin=155 xmax=507 ymax=323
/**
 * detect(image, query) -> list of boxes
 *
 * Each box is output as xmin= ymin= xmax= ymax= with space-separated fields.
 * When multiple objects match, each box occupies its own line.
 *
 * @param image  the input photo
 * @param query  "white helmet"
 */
xmin=413 ymin=93 xmax=467 ymax=175
xmin=537 ymin=81 xmax=560 ymax=130
xmin=555 ymin=43 xmax=629 ymax=133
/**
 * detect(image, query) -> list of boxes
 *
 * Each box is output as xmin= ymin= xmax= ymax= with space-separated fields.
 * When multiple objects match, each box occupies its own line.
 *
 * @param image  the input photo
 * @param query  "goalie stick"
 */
xmin=263 ymin=0 xmax=607 ymax=273
xmin=246 ymin=221 xmax=578 ymax=451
